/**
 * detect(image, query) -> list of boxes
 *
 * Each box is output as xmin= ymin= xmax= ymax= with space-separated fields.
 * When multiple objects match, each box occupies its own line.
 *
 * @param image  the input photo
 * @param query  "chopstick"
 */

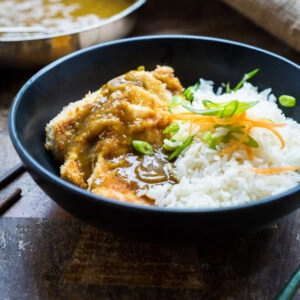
xmin=0 ymin=162 xmax=26 ymax=189
xmin=0 ymin=188 xmax=22 ymax=215
xmin=0 ymin=163 xmax=25 ymax=215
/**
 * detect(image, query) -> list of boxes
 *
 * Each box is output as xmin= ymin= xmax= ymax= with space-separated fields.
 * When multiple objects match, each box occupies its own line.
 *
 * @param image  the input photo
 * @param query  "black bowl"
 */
xmin=9 ymin=35 xmax=300 ymax=239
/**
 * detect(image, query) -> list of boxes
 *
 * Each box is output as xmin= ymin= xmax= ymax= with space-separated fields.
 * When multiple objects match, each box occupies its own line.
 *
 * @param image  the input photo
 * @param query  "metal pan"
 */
xmin=0 ymin=0 xmax=146 ymax=68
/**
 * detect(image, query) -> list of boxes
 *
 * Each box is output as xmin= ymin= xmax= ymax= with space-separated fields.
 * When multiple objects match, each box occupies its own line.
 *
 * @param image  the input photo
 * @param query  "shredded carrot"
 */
xmin=171 ymin=109 xmax=286 ymax=160
xmin=173 ymin=109 xmax=298 ymax=175
xmin=237 ymin=118 xmax=286 ymax=149
xmin=171 ymin=113 xmax=214 ymax=122
xmin=218 ymin=126 xmax=251 ymax=156
xmin=211 ymin=111 xmax=247 ymax=125
xmin=245 ymin=145 xmax=254 ymax=161
xmin=239 ymin=166 xmax=299 ymax=174
xmin=243 ymin=118 xmax=285 ymax=128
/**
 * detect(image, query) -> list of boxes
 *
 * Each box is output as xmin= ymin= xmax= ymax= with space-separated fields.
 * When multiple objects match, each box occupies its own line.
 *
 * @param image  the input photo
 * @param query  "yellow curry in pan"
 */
xmin=0 ymin=0 xmax=136 ymax=38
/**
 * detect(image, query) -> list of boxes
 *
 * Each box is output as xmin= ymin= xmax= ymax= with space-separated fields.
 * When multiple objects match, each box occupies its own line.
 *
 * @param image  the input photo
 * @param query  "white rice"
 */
xmin=145 ymin=79 xmax=300 ymax=208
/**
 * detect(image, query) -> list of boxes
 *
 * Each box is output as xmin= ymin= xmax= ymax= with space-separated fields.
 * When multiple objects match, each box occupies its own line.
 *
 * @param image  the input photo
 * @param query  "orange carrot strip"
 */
xmin=212 ymin=111 xmax=247 ymax=125
xmin=245 ymin=145 xmax=254 ymax=161
xmin=263 ymin=126 xmax=285 ymax=149
xmin=218 ymin=126 xmax=251 ymax=156
xmin=239 ymin=166 xmax=299 ymax=174
xmin=236 ymin=119 xmax=285 ymax=149
xmin=171 ymin=113 xmax=214 ymax=122
xmin=244 ymin=118 xmax=286 ymax=128
xmin=190 ymin=122 xmax=213 ymax=133
xmin=171 ymin=110 xmax=286 ymax=154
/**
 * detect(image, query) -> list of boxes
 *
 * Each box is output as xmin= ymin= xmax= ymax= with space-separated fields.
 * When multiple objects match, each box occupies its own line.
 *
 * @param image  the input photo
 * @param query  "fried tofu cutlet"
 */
xmin=45 ymin=65 xmax=182 ymax=204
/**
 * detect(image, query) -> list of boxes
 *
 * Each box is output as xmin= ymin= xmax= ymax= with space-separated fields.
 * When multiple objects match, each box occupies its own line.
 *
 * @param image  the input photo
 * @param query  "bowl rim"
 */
xmin=27 ymin=33 xmax=300 ymax=69
xmin=8 ymin=34 xmax=300 ymax=215
xmin=0 ymin=0 xmax=147 ymax=42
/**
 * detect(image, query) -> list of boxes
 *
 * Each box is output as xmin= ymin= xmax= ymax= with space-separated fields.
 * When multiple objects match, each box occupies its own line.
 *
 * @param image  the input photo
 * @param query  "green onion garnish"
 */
xmin=279 ymin=95 xmax=296 ymax=108
xmin=220 ymin=100 xmax=239 ymax=118
xmin=183 ymin=82 xmax=200 ymax=102
xmin=243 ymin=135 xmax=259 ymax=148
xmin=183 ymin=100 xmax=258 ymax=118
xmin=233 ymin=68 xmax=260 ymax=91
xmin=234 ymin=100 xmax=258 ymax=114
xmin=163 ymin=122 xmax=180 ymax=135
xmin=167 ymin=135 xmax=194 ymax=160
xmin=202 ymin=132 xmax=223 ymax=150
xmin=168 ymin=95 xmax=185 ymax=112
xmin=132 ymin=140 xmax=154 ymax=155
xmin=202 ymin=100 xmax=218 ymax=109
xmin=225 ymin=68 xmax=260 ymax=92
xmin=203 ymin=127 xmax=259 ymax=150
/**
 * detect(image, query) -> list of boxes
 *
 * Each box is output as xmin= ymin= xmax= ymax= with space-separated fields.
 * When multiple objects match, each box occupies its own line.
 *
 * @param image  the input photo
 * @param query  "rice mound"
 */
xmin=145 ymin=79 xmax=300 ymax=208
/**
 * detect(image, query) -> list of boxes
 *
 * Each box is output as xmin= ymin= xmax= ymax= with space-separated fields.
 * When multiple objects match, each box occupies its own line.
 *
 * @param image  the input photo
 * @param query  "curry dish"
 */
xmin=45 ymin=66 xmax=182 ymax=205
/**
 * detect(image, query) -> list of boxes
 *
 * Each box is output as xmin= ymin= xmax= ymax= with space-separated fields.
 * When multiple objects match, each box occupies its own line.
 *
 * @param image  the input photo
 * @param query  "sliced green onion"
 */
xmin=168 ymin=135 xmax=194 ymax=160
xmin=183 ymin=104 xmax=221 ymax=116
xmin=223 ymin=132 xmax=237 ymax=143
xmin=279 ymin=95 xmax=296 ymax=108
xmin=183 ymin=100 xmax=258 ymax=118
xmin=234 ymin=100 xmax=258 ymax=114
xmin=233 ymin=68 xmax=260 ymax=91
xmin=163 ymin=122 xmax=180 ymax=134
xmin=263 ymin=117 xmax=275 ymax=123
xmin=183 ymin=82 xmax=200 ymax=102
xmin=225 ymin=82 xmax=232 ymax=93
xmin=163 ymin=141 xmax=177 ymax=152
xmin=202 ymin=132 xmax=223 ymax=150
xmin=132 ymin=140 xmax=154 ymax=155
xmin=202 ymin=100 xmax=218 ymax=109
xmin=243 ymin=135 xmax=259 ymax=148
xmin=220 ymin=100 xmax=239 ymax=118
xmin=202 ymin=124 xmax=259 ymax=150
xmin=168 ymin=95 xmax=185 ymax=112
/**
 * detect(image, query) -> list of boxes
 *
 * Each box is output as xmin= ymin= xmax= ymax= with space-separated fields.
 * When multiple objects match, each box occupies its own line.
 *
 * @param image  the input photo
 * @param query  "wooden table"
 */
xmin=1 ymin=1 xmax=299 ymax=298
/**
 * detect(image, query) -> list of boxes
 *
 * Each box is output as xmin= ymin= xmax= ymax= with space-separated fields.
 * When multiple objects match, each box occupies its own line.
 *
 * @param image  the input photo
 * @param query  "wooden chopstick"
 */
xmin=0 ymin=188 xmax=22 ymax=215
xmin=0 ymin=162 xmax=26 ymax=189
xmin=0 ymin=163 xmax=25 ymax=215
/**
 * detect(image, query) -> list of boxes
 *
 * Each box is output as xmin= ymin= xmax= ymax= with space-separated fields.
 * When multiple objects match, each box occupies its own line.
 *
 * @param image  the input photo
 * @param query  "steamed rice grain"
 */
xmin=145 ymin=80 xmax=300 ymax=208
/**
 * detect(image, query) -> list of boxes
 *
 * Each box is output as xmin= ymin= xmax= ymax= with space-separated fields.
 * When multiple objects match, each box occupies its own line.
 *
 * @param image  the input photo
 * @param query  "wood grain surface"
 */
xmin=0 ymin=0 xmax=299 ymax=299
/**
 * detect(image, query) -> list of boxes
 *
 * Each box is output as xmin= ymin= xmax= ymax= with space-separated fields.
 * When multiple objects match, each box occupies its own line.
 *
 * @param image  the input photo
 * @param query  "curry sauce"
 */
xmin=45 ymin=66 xmax=182 ymax=205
